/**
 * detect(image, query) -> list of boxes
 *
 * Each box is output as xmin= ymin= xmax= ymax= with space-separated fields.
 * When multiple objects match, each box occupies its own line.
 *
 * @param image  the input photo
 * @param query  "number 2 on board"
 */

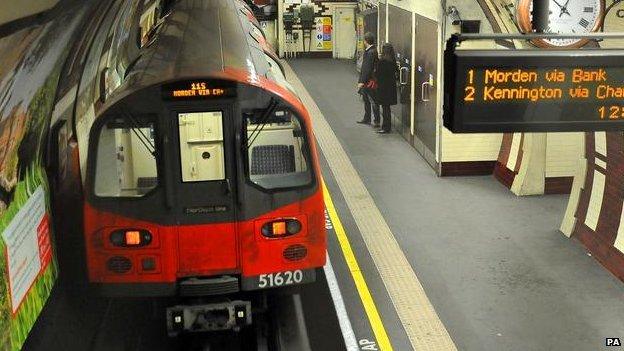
xmin=464 ymin=86 xmax=475 ymax=102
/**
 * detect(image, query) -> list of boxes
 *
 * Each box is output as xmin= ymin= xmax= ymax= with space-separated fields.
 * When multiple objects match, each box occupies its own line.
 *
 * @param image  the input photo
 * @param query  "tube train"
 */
xmin=48 ymin=0 xmax=325 ymax=334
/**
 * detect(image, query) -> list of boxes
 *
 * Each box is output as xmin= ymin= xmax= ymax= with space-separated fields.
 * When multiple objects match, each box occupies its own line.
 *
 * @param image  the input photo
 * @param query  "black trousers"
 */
xmin=362 ymin=91 xmax=380 ymax=124
xmin=381 ymin=105 xmax=392 ymax=132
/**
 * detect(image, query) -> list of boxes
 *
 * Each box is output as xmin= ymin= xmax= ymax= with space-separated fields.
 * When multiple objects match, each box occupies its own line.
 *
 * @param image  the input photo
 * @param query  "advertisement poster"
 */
xmin=0 ymin=7 xmax=83 ymax=348
xmin=315 ymin=17 xmax=332 ymax=51
xmin=2 ymin=187 xmax=51 ymax=314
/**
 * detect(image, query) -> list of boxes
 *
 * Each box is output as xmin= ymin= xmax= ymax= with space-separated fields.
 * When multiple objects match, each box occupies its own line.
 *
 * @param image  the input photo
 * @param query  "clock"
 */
xmin=516 ymin=0 xmax=605 ymax=48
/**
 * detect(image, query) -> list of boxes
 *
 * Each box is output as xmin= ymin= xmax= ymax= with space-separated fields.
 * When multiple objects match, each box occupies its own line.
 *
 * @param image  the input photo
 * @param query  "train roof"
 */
xmin=116 ymin=0 xmax=269 ymax=103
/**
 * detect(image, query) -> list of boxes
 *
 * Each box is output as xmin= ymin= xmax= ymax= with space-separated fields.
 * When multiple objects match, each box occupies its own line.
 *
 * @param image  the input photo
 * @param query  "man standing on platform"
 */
xmin=357 ymin=32 xmax=380 ymax=127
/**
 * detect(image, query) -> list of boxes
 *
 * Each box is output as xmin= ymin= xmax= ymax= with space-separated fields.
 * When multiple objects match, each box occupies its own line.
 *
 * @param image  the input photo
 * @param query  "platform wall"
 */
xmin=439 ymin=0 xmax=503 ymax=175
xmin=377 ymin=0 xmax=507 ymax=176
xmin=0 ymin=0 xmax=58 ymax=26
xmin=564 ymin=133 xmax=624 ymax=281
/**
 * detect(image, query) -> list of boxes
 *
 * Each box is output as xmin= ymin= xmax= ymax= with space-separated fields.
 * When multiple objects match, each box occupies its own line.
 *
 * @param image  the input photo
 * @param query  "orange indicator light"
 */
xmin=272 ymin=222 xmax=287 ymax=236
xmin=125 ymin=231 xmax=141 ymax=246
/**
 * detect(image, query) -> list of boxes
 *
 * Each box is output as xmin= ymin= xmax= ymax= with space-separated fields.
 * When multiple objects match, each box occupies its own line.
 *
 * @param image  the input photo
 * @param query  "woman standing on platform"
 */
xmin=374 ymin=43 xmax=398 ymax=134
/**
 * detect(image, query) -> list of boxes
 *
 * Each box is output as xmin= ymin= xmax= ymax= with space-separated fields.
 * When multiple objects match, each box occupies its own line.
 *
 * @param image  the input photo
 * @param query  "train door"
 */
xmin=333 ymin=6 xmax=356 ymax=59
xmin=388 ymin=4 xmax=412 ymax=141
xmin=413 ymin=14 xmax=439 ymax=167
xmin=170 ymin=107 xmax=238 ymax=275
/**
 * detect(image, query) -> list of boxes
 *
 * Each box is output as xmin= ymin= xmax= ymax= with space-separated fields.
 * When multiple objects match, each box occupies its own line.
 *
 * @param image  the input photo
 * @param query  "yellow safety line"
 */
xmin=323 ymin=180 xmax=393 ymax=351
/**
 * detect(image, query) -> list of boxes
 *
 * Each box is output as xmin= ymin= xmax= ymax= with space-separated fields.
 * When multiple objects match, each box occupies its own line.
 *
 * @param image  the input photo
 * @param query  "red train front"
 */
xmin=49 ymin=0 xmax=325 ymax=334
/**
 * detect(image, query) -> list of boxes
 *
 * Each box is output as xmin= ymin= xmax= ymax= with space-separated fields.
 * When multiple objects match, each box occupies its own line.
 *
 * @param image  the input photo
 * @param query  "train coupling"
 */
xmin=166 ymin=300 xmax=252 ymax=336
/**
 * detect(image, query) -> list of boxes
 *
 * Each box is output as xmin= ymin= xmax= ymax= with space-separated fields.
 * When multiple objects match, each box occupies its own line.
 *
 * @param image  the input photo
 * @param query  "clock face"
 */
xmin=517 ymin=0 xmax=604 ymax=48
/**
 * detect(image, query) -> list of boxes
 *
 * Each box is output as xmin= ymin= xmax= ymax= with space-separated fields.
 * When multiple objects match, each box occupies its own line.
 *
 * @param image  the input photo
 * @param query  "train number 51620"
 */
xmin=258 ymin=270 xmax=304 ymax=288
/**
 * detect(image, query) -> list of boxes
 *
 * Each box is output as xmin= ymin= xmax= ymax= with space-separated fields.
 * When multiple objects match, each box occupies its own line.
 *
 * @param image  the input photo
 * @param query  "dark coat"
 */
xmin=358 ymin=45 xmax=378 ymax=84
xmin=375 ymin=59 xmax=398 ymax=105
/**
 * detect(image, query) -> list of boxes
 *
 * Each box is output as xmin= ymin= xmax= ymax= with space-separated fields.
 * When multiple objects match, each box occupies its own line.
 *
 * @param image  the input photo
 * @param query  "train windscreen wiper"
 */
xmin=122 ymin=111 xmax=156 ymax=157
xmin=245 ymin=98 xmax=278 ymax=150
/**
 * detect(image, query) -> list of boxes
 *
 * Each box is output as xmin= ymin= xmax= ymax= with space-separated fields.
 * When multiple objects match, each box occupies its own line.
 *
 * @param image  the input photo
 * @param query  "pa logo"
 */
xmin=606 ymin=337 xmax=622 ymax=347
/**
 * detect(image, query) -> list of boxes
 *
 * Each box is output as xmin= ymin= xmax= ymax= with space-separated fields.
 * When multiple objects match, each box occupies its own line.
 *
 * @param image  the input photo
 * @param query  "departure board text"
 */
xmin=444 ymin=49 xmax=624 ymax=132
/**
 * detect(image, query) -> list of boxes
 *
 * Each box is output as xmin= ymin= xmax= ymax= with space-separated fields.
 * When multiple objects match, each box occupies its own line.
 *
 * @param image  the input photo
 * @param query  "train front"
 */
xmin=83 ymin=75 xmax=326 ymax=334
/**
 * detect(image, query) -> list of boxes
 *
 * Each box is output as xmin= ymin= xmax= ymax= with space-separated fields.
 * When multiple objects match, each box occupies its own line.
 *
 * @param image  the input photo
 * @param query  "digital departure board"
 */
xmin=443 ymin=49 xmax=624 ymax=133
xmin=162 ymin=80 xmax=236 ymax=100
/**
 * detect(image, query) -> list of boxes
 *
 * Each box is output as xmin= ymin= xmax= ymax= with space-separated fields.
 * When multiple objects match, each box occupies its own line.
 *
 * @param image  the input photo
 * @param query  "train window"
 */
xmin=94 ymin=116 xmax=158 ymax=197
xmin=178 ymin=112 xmax=226 ymax=182
xmin=245 ymin=110 xmax=312 ymax=190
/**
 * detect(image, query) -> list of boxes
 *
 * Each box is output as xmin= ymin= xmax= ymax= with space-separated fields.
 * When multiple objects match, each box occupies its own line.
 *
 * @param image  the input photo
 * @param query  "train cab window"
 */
xmin=177 ymin=112 xmax=226 ymax=182
xmin=245 ymin=110 xmax=312 ymax=190
xmin=94 ymin=116 xmax=158 ymax=197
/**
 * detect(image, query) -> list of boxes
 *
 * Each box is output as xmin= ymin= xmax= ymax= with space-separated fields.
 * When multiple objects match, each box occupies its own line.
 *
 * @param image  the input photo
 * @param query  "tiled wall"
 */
xmin=571 ymin=132 xmax=624 ymax=281
xmin=545 ymin=133 xmax=585 ymax=178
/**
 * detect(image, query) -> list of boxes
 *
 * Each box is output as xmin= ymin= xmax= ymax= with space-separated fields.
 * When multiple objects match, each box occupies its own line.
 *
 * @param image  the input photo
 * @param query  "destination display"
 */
xmin=444 ymin=49 xmax=624 ymax=132
xmin=162 ymin=80 xmax=236 ymax=100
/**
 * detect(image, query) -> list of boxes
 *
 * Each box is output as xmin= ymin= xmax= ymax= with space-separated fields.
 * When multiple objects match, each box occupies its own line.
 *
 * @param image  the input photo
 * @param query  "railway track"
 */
xmin=23 ymin=270 xmax=345 ymax=351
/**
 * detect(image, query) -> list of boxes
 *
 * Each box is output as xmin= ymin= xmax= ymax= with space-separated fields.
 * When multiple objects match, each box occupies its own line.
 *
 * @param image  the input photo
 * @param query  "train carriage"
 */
xmin=48 ymin=0 xmax=326 ymax=334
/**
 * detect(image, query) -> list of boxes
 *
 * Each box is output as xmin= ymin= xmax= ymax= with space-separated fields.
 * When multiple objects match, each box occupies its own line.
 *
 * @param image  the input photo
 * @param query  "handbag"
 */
xmin=365 ymin=79 xmax=378 ymax=90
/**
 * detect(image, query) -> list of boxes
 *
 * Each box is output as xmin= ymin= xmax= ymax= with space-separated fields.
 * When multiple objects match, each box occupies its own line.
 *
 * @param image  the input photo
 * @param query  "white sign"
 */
xmin=2 ymin=186 xmax=50 ymax=313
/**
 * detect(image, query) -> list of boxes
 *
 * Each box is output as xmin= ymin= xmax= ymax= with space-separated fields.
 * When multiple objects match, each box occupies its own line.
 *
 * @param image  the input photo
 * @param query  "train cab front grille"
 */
xmin=106 ymin=256 xmax=132 ymax=274
xmin=178 ymin=276 xmax=240 ymax=297
xmin=283 ymin=244 xmax=307 ymax=261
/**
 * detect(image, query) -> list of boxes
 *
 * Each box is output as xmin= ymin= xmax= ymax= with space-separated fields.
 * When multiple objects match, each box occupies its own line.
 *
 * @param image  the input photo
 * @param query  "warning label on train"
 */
xmin=1 ymin=186 xmax=52 ymax=313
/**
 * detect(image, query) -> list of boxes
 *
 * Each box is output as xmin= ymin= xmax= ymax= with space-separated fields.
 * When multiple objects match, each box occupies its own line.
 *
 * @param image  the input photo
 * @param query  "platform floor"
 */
xmin=287 ymin=58 xmax=624 ymax=351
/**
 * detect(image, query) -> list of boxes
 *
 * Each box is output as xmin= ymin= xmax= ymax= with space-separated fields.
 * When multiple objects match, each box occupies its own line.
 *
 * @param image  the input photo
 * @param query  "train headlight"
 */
xmin=110 ymin=229 xmax=152 ymax=247
xmin=261 ymin=219 xmax=301 ymax=238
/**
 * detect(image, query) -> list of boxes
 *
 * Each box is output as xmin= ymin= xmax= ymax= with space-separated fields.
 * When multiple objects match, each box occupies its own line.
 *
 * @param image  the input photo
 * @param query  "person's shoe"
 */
xmin=372 ymin=123 xmax=380 ymax=128
xmin=357 ymin=119 xmax=371 ymax=124
xmin=376 ymin=129 xmax=390 ymax=134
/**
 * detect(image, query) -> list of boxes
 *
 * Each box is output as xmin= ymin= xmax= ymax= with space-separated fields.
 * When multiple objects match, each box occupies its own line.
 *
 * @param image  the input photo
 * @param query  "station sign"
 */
xmin=443 ymin=49 xmax=624 ymax=132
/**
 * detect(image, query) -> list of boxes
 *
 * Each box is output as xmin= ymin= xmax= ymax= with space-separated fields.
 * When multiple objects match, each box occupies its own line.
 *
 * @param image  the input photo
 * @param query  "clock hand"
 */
xmin=552 ymin=0 xmax=565 ymax=9
xmin=560 ymin=0 xmax=572 ymax=17
xmin=559 ymin=7 xmax=571 ymax=17
xmin=551 ymin=0 xmax=569 ymax=17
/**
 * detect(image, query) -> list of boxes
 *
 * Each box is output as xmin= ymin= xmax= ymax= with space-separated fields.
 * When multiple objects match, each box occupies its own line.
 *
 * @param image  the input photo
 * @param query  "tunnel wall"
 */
xmin=0 ymin=0 xmax=58 ymax=26
xmin=567 ymin=132 xmax=624 ymax=281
